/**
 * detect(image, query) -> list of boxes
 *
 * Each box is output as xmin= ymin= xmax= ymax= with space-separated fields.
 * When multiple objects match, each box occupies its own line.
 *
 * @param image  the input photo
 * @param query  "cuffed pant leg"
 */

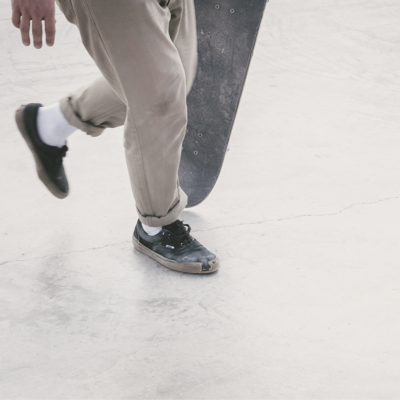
xmin=59 ymin=77 xmax=127 ymax=137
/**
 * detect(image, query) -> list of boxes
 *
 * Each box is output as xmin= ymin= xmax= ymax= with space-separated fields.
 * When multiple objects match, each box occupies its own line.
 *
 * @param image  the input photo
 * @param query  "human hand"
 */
xmin=11 ymin=0 xmax=56 ymax=48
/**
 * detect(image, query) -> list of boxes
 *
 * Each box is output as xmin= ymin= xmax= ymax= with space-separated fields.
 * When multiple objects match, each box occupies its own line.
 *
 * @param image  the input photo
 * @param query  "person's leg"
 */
xmin=57 ymin=0 xmax=197 ymax=140
xmin=28 ymin=0 xmax=218 ymax=272
xmin=57 ymin=0 xmax=194 ymax=227
xmin=67 ymin=0 xmax=217 ymax=272
xmin=56 ymin=0 xmax=197 ymax=236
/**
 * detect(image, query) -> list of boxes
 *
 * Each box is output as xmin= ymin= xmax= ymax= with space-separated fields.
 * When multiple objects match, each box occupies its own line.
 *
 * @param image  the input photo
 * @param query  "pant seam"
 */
xmin=81 ymin=0 xmax=155 ymax=216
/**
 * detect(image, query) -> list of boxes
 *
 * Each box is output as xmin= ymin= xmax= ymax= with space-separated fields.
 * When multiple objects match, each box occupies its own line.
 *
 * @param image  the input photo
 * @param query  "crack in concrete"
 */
xmin=0 ymin=241 xmax=131 ymax=267
xmin=1 ymin=196 xmax=399 ymax=266
xmin=198 ymin=196 xmax=400 ymax=232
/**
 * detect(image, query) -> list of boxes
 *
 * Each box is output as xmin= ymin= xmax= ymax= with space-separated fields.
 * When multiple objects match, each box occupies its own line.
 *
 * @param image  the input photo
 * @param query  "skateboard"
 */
xmin=179 ymin=0 xmax=269 ymax=208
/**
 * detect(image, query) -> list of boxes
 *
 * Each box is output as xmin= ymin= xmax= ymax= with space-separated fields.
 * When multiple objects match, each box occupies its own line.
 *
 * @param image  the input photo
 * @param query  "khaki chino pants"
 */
xmin=56 ymin=0 xmax=198 ymax=227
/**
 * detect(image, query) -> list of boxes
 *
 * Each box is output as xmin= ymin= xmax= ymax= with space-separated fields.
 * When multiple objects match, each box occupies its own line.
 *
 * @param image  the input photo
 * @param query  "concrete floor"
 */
xmin=1 ymin=0 xmax=400 ymax=398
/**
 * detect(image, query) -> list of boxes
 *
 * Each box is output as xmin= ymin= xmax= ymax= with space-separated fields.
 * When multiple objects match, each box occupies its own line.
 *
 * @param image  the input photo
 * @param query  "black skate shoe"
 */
xmin=15 ymin=103 xmax=69 ymax=199
xmin=133 ymin=220 xmax=220 ymax=274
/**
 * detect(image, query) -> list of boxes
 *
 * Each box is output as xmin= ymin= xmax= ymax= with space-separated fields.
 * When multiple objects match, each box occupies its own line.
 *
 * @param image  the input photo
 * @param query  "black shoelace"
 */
xmin=43 ymin=145 xmax=68 ymax=167
xmin=163 ymin=221 xmax=193 ymax=248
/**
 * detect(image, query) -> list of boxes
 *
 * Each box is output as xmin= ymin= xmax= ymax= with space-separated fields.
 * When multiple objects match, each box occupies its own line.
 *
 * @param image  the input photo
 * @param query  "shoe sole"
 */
xmin=15 ymin=105 xmax=67 ymax=199
xmin=132 ymin=234 xmax=220 ymax=274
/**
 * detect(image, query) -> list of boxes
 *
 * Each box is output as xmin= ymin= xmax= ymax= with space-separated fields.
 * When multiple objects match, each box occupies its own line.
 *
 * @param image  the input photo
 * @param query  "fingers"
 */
xmin=11 ymin=8 xmax=21 ymax=28
xmin=12 ymin=0 xmax=56 ymax=48
xmin=45 ymin=16 xmax=56 ymax=46
xmin=32 ymin=17 xmax=43 ymax=48
xmin=20 ymin=12 xmax=31 ymax=46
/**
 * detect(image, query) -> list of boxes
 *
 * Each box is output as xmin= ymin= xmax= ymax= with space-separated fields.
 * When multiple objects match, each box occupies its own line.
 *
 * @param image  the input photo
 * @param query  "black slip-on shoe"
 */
xmin=15 ymin=103 xmax=69 ymax=199
xmin=133 ymin=220 xmax=220 ymax=274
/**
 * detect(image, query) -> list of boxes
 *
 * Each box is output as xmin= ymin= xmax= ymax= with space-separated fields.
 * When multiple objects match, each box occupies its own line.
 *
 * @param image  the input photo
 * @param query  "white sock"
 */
xmin=37 ymin=103 xmax=77 ymax=148
xmin=142 ymin=224 xmax=162 ymax=236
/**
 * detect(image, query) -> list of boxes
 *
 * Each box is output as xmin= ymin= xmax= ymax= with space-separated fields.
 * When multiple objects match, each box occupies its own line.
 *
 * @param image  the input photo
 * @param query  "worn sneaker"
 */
xmin=133 ymin=220 xmax=220 ymax=274
xmin=15 ymin=103 xmax=69 ymax=199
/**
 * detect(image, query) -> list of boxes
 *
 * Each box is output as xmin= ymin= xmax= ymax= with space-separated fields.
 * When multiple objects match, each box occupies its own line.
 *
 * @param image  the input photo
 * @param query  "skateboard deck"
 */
xmin=179 ymin=0 xmax=268 ymax=208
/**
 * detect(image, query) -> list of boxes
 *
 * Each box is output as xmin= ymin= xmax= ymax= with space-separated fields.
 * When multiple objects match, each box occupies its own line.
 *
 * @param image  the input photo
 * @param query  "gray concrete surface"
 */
xmin=1 ymin=0 xmax=400 ymax=398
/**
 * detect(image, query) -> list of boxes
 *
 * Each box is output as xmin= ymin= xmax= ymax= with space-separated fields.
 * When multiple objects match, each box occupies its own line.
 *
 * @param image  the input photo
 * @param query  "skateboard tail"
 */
xmin=179 ymin=0 xmax=269 ymax=208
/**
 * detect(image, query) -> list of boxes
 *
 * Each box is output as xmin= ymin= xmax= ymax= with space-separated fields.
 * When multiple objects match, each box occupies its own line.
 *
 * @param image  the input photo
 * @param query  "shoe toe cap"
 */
xmin=48 ymin=166 xmax=69 ymax=194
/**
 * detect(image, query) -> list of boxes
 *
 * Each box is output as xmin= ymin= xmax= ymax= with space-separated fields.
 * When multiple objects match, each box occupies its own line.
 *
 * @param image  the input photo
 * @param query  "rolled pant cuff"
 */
xmin=137 ymin=188 xmax=188 ymax=227
xmin=59 ymin=96 xmax=105 ymax=137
